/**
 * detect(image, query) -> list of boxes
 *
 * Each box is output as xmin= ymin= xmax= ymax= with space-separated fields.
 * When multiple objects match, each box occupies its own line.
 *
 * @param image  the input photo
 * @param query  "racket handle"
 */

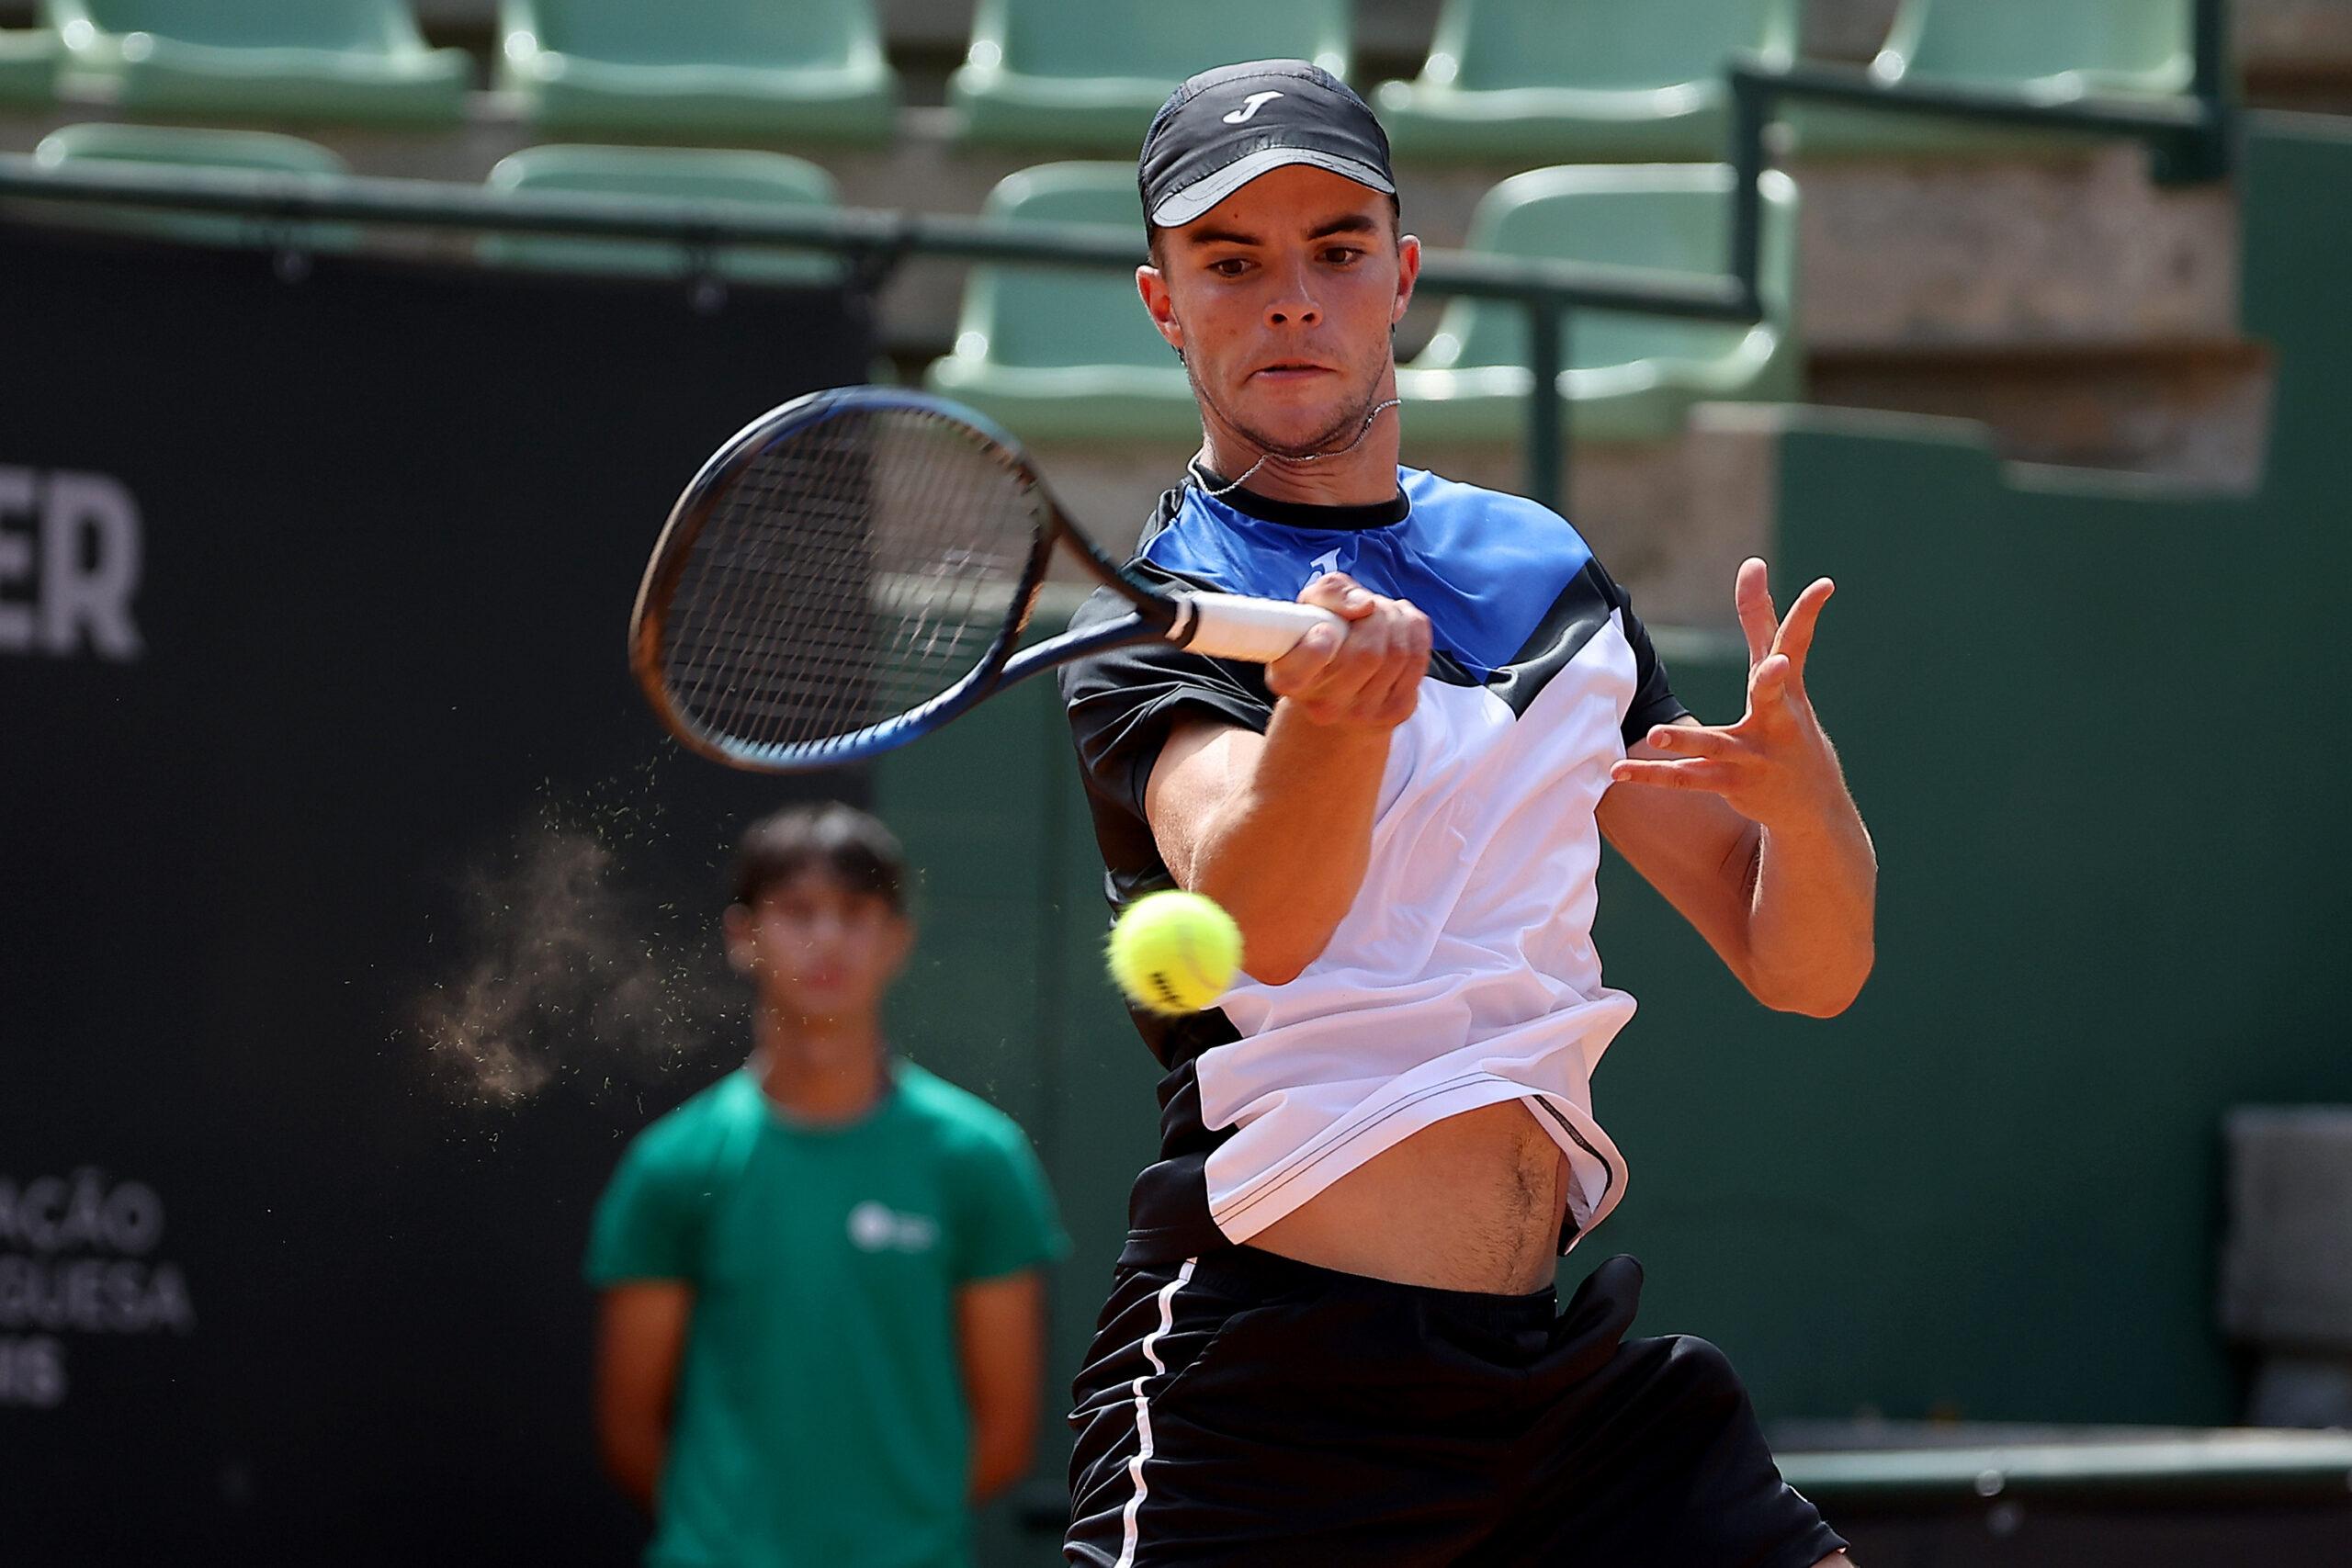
xmin=1175 ymin=593 xmax=1348 ymax=664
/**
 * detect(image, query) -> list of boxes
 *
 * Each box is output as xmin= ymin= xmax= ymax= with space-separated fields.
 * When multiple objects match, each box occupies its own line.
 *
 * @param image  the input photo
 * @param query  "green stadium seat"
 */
xmin=41 ymin=0 xmax=469 ymax=125
xmin=497 ymin=0 xmax=896 ymax=143
xmin=1396 ymin=165 xmax=1800 ymax=446
xmin=925 ymin=163 xmax=1195 ymax=442
xmin=28 ymin=121 xmax=358 ymax=250
xmin=1374 ymin=0 xmax=1798 ymax=164
xmin=480 ymin=144 xmax=843 ymax=286
xmin=1790 ymin=0 xmax=2194 ymax=156
xmin=0 ymin=27 xmax=62 ymax=105
xmin=951 ymin=0 xmax=1351 ymax=151
xmin=1880 ymin=0 xmax=2193 ymax=96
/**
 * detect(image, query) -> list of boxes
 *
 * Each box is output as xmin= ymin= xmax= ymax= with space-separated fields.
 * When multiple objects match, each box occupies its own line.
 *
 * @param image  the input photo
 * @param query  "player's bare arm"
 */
xmin=1144 ymin=570 xmax=1431 ymax=984
xmin=594 ymin=1281 xmax=692 ymax=1512
xmin=956 ymin=1268 xmax=1046 ymax=1504
xmin=1599 ymin=557 xmax=1876 ymax=1017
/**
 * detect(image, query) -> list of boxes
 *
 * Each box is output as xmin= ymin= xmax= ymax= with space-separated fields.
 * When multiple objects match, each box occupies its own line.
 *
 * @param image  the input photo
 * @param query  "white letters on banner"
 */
xmin=0 ymin=1337 xmax=64 ymax=1408
xmin=0 ymin=1172 xmax=194 ymax=1407
xmin=0 ymin=465 xmax=144 ymax=661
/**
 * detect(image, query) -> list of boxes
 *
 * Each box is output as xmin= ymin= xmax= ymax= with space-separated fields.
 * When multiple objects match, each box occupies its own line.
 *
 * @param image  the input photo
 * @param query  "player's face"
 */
xmin=726 ymin=869 xmax=910 ymax=1025
xmin=1142 ymin=165 xmax=1420 ymax=457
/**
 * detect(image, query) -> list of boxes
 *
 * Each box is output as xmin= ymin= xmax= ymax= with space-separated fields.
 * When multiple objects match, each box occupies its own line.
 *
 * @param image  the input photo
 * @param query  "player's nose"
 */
xmin=1263 ymin=261 xmax=1323 ymax=329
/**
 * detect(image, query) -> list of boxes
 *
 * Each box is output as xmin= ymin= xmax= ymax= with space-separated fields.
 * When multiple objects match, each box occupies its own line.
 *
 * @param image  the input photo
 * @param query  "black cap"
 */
xmin=1139 ymin=60 xmax=1396 ymax=229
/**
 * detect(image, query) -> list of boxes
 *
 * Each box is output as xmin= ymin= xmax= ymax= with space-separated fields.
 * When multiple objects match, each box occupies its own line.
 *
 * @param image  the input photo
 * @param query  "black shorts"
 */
xmin=1065 ymin=1247 xmax=1847 ymax=1566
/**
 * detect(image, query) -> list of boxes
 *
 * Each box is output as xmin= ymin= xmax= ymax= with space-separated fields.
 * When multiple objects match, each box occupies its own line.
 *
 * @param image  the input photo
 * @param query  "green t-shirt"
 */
xmin=586 ymin=1059 xmax=1069 ymax=1568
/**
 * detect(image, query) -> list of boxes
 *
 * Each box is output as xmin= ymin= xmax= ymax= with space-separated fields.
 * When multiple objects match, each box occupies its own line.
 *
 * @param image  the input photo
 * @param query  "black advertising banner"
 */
xmin=0 ymin=226 xmax=870 ymax=1564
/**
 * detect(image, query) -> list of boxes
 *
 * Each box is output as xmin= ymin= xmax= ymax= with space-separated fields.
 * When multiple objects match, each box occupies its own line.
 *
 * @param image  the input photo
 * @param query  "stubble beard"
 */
xmin=1186 ymin=351 xmax=1391 ymax=464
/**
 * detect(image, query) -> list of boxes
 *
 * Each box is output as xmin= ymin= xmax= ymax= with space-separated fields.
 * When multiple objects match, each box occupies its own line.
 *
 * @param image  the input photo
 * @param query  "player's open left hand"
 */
xmin=1268 ymin=571 xmax=1432 ymax=730
xmin=1608 ymin=558 xmax=1842 ymax=829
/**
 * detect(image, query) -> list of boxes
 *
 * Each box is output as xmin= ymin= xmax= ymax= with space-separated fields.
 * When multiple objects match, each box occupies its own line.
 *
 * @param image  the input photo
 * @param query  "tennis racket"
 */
xmin=628 ymin=387 xmax=1343 ymax=773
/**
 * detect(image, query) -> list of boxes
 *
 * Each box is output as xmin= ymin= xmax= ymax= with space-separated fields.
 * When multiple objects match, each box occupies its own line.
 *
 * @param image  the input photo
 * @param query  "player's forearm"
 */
xmin=966 ymin=1413 xmax=1035 ymax=1503
xmin=956 ymin=1270 xmax=1046 ymax=1505
xmin=1182 ymin=703 xmax=1390 ymax=985
xmin=598 ymin=1416 xmax=668 ymax=1513
xmin=1744 ymin=790 xmax=1876 ymax=1017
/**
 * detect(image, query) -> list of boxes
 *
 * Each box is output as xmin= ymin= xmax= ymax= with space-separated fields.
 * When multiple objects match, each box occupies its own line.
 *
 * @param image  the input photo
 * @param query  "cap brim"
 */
xmin=1148 ymin=146 xmax=1396 ymax=227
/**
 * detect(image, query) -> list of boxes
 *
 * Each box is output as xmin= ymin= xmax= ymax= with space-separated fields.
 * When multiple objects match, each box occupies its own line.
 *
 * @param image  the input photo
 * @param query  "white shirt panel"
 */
xmin=1197 ymin=612 xmax=1645 ymax=1243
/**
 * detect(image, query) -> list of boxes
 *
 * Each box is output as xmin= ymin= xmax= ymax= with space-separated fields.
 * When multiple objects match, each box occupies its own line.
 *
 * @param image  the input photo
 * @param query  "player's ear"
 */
xmin=721 ymin=903 xmax=756 ymax=975
xmin=1137 ymin=265 xmax=1183 ymax=356
xmin=881 ymin=908 xmax=915 ymax=981
xmin=1391 ymin=234 xmax=1422 ymax=328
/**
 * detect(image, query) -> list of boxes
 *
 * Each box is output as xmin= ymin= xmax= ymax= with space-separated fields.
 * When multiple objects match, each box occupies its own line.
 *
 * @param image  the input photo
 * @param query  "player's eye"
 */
xmin=1208 ymin=257 xmax=1250 ymax=278
xmin=1323 ymin=246 xmax=1365 ymax=267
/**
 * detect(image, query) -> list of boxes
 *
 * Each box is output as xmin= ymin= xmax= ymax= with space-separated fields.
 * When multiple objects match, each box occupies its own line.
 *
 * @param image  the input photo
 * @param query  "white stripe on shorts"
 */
xmin=1114 ymin=1256 xmax=1199 ymax=1568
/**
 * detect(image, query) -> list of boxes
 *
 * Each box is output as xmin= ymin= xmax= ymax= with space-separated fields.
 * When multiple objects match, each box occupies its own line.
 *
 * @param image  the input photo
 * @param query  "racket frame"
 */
xmin=630 ymin=387 xmax=1204 ymax=773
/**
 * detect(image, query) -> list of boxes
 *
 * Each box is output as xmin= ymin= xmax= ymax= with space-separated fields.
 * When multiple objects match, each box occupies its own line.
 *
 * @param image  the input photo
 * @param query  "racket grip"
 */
xmin=1175 ymin=593 xmax=1348 ymax=664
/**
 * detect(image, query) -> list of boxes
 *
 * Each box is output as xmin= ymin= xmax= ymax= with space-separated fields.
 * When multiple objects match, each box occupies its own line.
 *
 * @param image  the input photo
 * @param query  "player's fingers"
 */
xmin=1645 ymin=724 xmax=1746 ymax=760
xmin=1390 ymin=598 xmax=1434 ymax=676
xmin=1374 ymin=611 xmax=1430 ymax=728
xmin=1608 ymin=757 xmax=1733 ymax=793
xmin=1297 ymin=570 xmax=1379 ymax=621
xmin=1339 ymin=598 xmax=1430 ymax=718
xmin=1301 ymin=622 xmax=1396 ymax=712
xmin=1747 ymin=654 xmax=1797 ymax=724
xmin=1366 ymin=634 xmax=1428 ymax=724
xmin=1265 ymin=615 xmax=1347 ymax=695
xmin=1735 ymin=557 xmax=1778 ymax=667
xmin=1275 ymin=654 xmax=1374 ymax=712
xmin=1770 ymin=578 xmax=1835 ymax=672
xmin=1277 ymin=592 xmax=1429 ymax=720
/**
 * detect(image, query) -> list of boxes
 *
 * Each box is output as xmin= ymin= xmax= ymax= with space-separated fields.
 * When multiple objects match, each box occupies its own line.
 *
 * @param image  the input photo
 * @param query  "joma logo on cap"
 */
xmin=1221 ymin=91 xmax=1284 ymax=125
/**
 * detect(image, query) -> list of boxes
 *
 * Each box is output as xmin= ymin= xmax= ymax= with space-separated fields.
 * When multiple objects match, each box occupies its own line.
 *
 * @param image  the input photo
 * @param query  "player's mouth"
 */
xmin=1249 ymin=360 xmax=1337 ymax=382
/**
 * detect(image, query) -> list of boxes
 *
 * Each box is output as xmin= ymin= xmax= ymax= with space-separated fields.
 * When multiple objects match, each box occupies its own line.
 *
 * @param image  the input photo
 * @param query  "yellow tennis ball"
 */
xmin=1106 ymin=891 xmax=1243 ymax=1017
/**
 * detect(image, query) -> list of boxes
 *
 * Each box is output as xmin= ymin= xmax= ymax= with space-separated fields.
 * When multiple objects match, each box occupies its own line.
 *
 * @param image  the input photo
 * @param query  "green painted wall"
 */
xmin=877 ymin=119 xmax=2352 ymax=1533
xmin=1590 ymin=116 xmax=2352 ymax=1427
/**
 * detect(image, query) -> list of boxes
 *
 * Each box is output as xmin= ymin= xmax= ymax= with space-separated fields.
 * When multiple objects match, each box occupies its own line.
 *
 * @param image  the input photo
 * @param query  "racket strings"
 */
xmin=682 ymin=447 xmax=882 ymax=740
xmin=654 ymin=406 xmax=1042 ymax=754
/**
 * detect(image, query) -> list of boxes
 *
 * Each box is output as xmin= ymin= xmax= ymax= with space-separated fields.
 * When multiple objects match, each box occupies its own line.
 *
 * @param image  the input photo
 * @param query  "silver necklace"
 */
xmin=1193 ymin=398 xmax=1404 ymax=499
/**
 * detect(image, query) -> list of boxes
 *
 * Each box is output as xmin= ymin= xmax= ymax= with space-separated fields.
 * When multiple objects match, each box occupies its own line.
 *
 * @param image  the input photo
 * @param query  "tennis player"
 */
xmin=1057 ymin=62 xmax=1875 ymax=1566
xmin=588 ymin=804 xmax=1069 ymax=1568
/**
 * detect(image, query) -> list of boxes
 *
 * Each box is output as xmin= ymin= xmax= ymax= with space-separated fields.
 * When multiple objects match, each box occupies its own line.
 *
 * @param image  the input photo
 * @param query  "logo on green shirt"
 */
xmin=846 ymin=1200 xmax=939 ymax=1254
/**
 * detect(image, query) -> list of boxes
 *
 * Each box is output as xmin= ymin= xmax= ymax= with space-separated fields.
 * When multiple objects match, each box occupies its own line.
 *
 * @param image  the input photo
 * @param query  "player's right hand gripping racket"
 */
xmin=628 ymin=387 xmax=1344 ymax=772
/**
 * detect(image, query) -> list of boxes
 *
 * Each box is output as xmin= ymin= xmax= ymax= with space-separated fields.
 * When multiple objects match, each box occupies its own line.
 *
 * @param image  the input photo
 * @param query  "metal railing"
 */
xmin=0 ymin=0 xmax=2237 ymax=514
xmin=1729 ymin=0 xmax=2237 ymax=302
xmin=1009 ymin=1428 xmax=2352 ymax=1538
xmin=0 ymin=152 xmax=1747 ymax=513
xmin=1782 ymin=1429 xmax=2352 ymax=1508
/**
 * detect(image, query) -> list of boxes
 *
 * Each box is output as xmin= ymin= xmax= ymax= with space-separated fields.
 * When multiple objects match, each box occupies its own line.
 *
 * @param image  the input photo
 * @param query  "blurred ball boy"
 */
xmin=589 ymin=803 xmax=1069 ymax=1568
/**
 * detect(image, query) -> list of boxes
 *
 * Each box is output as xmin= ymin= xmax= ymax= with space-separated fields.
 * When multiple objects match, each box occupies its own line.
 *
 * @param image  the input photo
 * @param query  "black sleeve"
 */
xmin=1058 ymin=581 xmax=1272 ymax=1066
xmin=1057 ymin=583 xmax=1274 ymax=827
xmin=1590 ymin=558 xmax=1690 ymax=745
